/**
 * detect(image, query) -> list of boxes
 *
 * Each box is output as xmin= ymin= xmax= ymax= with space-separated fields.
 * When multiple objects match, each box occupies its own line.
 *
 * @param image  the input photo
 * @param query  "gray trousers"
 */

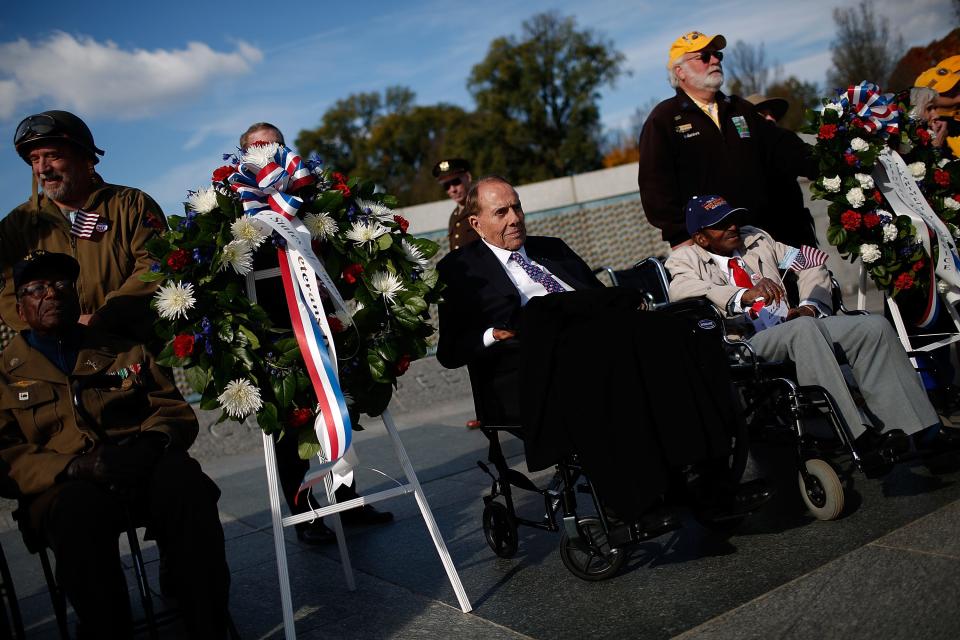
xmin=749 ymin=314 xmax=938 ymax=438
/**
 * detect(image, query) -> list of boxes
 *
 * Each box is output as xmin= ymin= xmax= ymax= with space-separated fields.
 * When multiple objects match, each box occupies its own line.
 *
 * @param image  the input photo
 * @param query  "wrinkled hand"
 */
xmin=64 ymin=433 xmax=168 ymax=485
xmin=741 ymin=278 xmax=785 ymax=307
xmin=492 ymin=328 xmax=517 ymax=341
xmin=786 ymin=305 xmax=817 ymax=321
xmin=930 ymin=119 xmax=948 ymax=148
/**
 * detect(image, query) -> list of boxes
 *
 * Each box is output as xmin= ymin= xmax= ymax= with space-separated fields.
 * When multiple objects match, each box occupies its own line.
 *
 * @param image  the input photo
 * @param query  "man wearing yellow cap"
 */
xmin=637 ymin=31 xmax=817 ymax=248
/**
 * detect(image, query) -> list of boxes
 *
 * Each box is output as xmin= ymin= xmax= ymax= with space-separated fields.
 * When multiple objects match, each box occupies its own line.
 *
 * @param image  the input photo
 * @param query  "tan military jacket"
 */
xmin=0 ymin=181 xmax=167 ymax=343
xmin=447 ymin=204 xmax=479 ymax=251
xmin=0 ymin=328 xmax=198 ymax=496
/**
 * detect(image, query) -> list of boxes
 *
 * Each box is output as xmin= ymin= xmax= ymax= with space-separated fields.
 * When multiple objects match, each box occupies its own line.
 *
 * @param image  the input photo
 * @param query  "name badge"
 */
xmin=732 ymin=115 xmax=750 ymax=138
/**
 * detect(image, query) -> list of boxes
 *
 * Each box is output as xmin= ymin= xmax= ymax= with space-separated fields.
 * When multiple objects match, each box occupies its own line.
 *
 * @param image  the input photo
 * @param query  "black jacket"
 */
xmin=637 ymin=89 xmax=817 ymax=246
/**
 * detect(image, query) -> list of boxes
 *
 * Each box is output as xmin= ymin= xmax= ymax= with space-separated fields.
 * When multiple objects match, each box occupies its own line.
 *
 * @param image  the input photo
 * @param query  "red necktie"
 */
xmin=728 ymin=258 xmax=764 ymax=318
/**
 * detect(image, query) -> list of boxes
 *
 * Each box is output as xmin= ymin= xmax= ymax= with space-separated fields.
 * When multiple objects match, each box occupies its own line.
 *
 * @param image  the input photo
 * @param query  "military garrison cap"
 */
xmin=432 ymin=158 xmax=471 ymax=180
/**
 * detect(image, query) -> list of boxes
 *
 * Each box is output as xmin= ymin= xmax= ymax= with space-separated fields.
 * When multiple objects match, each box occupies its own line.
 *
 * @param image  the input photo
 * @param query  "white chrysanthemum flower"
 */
xmin=824 ymin=102 xmax=843 ymax=116
xmin=241 ymin=142 xmax=281 ymax=170
xmin=860 ymin=244 xmax=881 ymax=264
xmin=155 ymin=281 xmax=196 ymax=320
xmin=846 ymin=187 xmax=865 ymax=208
xmin=945 ymin=197 xmax=960 ymax=212
xmin=854 ymin=173 xmax=874 ymax=190
xmin=334 ymin=308 xmax=353 ymax=328
xmin=186 ymin=187 xmax=218 ymax=214
xmin=908 ymin=162 xmax=926 ymax=181
xmin=850 ymin=137 xmax=869 ymax=152
xmin=882 ymin=224 xmax=899 ymax=243
xmin=822 ymin=175 xmax=842 ymax=192
xmin=230 ymin=217 xmax=267 ymax=248
xmin=303 ymin=212 xmax=339 ymax=240
xmin=370 ymin=271 xmax=404 ymax=303
xmin=345 ymin=220 xmax=389 ymax=245
xmin=219 ymin=240 xmax=254 ymax=275
xmin=401 ymin=239 xmax=429 ymax=267
xmin=355 ymin=198 xmax=394 ymax=219
xmin=218 ymin=378 xmax=263 ymax=419
xmin=352 ymin=300 xmax=364 ymax=314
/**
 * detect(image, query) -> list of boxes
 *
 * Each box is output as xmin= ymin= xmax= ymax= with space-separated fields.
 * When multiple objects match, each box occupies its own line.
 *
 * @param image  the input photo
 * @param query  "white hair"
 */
xmin=667 ymin=55 xmax=684 ymax=88
xmin=909 ymin=87 xmax=937 ymax=121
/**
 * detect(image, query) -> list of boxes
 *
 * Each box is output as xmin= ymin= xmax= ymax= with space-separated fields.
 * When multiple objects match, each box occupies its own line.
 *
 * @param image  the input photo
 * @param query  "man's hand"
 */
xmin=786 ymin=305 xmax=817 ymax=321
xmin=492 ymin=328 xmax=517 ymax=341
xmin=931 ymin=119 xmax=948 ymax=148
xmin=63 ymin=433 xmax=168 ymax=485
xmin=741 ymin=278 xmax=785 ymax=307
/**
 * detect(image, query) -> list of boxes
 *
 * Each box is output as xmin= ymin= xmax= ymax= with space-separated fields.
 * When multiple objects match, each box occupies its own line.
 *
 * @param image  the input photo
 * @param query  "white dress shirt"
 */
xmin=481 ymin=240 xmax=573 ymax=347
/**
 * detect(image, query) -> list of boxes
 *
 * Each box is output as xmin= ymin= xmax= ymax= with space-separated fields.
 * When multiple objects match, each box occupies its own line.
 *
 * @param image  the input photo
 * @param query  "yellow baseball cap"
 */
xmin=668 ymin=31 xmax=726 ymax=68
xmin=915 ymin=55 xmax=960 ymax=93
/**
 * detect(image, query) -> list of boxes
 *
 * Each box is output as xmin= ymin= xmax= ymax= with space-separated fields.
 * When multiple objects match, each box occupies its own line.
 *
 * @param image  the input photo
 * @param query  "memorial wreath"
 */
xmin=141 ymin=142 xmax=442 ymax=462
xmin=807 ymin=81 xmax=960 ymax=326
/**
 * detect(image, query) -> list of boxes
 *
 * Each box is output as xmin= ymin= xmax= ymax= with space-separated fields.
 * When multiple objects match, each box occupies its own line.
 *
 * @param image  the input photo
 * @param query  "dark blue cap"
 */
xmin=685 ymin=195 xmax=747 ymax=236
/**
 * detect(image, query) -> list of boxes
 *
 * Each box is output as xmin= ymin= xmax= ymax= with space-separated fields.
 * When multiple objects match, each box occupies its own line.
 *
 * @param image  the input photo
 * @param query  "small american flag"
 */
xmin=70 ymin=210 xmax=99 ymax=238
xmin=779 ymin=245 xmax=829 ymax=271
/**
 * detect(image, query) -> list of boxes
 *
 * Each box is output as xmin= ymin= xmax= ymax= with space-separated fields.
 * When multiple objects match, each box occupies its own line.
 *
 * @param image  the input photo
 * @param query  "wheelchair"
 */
xmin=603 ymin=257 xmax=906 ymax=522
xmin=467 ymin=294 xmax=753 ymax=581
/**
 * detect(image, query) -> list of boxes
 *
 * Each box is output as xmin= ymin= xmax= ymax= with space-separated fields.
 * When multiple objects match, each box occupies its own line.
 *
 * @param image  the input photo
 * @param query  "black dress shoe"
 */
xmin=856 ymin=429 xmax=909 ymax=476
xmin=341 ymin=504 xmax=394 ymax=526
xmin=296 ymin=520 xmax=337 ymax=545
xmin=696 ymin=478 xmax=774 ymax=522
xmin=636 ymin=506 xmax=681 ymax=538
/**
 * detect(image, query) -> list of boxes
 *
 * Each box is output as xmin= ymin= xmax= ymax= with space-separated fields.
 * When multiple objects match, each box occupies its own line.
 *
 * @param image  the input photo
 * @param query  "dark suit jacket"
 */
xmin=436 ymin=236 xmax=603 ymax=370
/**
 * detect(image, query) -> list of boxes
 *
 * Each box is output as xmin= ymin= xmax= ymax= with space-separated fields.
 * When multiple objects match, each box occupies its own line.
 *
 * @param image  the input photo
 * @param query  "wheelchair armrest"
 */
xmin=592 ymin=266 xmax=618 ymax=287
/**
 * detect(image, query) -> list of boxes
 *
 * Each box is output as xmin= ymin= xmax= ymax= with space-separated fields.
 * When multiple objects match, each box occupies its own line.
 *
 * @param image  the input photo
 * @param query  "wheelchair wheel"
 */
xmin=798 ymin=458 xmax=844 ymax=521
xmin=482 ymin=502 xmax=519 ymax=558
xmin=559 ymin=517 xmax=625 ymax=581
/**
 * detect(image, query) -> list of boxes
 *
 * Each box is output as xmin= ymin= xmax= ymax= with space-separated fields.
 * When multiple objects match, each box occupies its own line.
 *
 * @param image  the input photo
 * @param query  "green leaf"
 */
xmin=184 ymin=366 xmax=212 ymax=394
xmin=367 ymin=351 xmax=388 ymax=382
xmin=403 ymin=296 xmax=428 ymax=314
xmin=237 ymin=324 xmax=261 ymax=349
xmin=272 ymin=372 xmax=297 ymax=408
xmin=297 ymin=427 xmax=323 ymax=460
xmin=257 ymin=402 xmax=279 ymax=434
xmin=139 ymin=271 xmax=166 ymax=283
xmin=377 ymin=234 xmax=393 ymax=251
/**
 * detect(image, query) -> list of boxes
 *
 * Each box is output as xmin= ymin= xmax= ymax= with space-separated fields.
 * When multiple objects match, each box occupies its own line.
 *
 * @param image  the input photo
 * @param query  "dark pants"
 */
xmin=28 ymin=450 xmax=230 ymax=639
xmin=275 ymin=432 xmax=356 ymax=515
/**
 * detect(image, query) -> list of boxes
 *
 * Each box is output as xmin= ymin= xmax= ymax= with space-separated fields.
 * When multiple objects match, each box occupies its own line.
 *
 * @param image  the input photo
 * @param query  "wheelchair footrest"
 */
xmin=503 ymin=468 xmax=540 ymax=493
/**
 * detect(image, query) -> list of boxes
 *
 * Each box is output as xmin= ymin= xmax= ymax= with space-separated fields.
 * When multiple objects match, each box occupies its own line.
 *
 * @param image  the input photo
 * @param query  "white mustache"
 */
xmin=39 ymin=172 xmax=63 ymax=182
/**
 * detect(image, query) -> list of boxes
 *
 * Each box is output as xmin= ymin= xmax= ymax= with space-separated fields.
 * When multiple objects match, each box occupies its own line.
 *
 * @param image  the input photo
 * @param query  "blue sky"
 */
xmin=0 ymin=0 xmax=952 ymax=216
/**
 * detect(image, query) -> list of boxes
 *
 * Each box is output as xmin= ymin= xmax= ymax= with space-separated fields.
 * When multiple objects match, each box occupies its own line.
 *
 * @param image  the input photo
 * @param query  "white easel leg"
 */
xmin=380 ymin=410 xmax=473 ymax=613
xmin=323 ymin=473 xmax=356 ymax=590
xmin=262 ymin=432 xmax=297 ymax=640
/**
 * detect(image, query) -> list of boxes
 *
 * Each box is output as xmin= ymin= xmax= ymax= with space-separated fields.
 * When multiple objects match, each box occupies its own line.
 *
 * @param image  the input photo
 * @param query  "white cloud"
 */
xmin=0 ymin=32 xmax=262 ymax=120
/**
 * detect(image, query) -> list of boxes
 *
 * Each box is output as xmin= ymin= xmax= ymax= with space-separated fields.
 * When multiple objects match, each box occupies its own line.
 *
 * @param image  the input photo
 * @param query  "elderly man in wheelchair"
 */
xmin=666 ymin=196 xmax=960 ymax=489
xmin=436 ymin=176 xmax=774 ymax=579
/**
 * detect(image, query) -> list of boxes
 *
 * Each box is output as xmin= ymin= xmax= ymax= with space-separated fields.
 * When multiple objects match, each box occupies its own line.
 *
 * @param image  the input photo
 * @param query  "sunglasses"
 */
xmin=693 ymin=50 xmax=723 ymax=63
xmin=441 ymin=177 xmax=463 ymax=190
xmin=17 ymin=279 xmax=75 ymax=299
xmin=14 ymin=114 xmax=58 ymax=146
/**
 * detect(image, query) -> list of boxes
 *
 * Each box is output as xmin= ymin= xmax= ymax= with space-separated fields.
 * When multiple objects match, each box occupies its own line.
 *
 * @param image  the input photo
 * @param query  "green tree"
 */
xmin=827 ymin=1 xmax=905 ymax=89
xmin=467 ymin=12 xmax=626 ymax=183
xmin=766 ymin=76 xmax=821 ymax=131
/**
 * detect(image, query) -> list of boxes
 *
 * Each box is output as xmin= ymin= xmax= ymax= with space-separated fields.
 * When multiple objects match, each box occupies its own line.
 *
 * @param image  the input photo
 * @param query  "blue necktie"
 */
xmin=510 ymin=252 xmax=565 ymax=294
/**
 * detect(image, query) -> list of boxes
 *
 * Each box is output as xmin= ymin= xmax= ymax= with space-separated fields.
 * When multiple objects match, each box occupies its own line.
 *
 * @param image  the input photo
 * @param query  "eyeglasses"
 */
xmin=14 ymin=114 xmax=58 ymax=147
xmin=17 ymin=279 xmax=74 ymax=299
xmin=441 ymin=177 xmax=462 ymax=190
xmin=694 ymin=50 xmax=723 ymax=63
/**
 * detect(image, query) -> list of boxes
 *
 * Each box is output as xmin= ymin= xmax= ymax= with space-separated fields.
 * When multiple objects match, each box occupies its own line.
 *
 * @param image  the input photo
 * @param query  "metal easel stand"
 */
xmin=857 ymin=264 xmax=960 ymax=365
xmin=246 ymin=269 xmax=471 ymax=640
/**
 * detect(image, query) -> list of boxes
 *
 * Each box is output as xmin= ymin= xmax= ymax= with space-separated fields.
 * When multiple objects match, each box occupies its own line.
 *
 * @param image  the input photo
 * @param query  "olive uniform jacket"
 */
xmin=665 ymin=226 xmax=833 ymax=336
xmin=0 ymin=180 xmax=168 ymax=343
xmin=0 ymin=327 xmax=198 ymax=497
xmin=447 ymin=204 xmax=479 ymax=251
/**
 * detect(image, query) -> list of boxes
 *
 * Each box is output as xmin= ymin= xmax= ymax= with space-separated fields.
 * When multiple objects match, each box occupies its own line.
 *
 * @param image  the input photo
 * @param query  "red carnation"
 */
xmin=851 ymin=117 xmax=865 ymax=129
xmin=393 ymin=215 xmax=409 ymax=233
xmin=863 ymin=213 xmax=880 ymax=228
xmin=342 ymin=263 xmax=364 ymax=284
xmin=844 ymin=153 xmax=858 ymax=166
xmin=212 ymin=165 xmax=235 ymax=182
xmin=953 ymin=194 xmax=960 ymax=204
xmin=394 ymin=354 xmax=412 ymax=376
xmin=327 ymin=315 xmax=345 ymax=333
xmin=935 ymin=169 xmax=951 ymax=187
xmin=917 ymin=128 xmax=931 ymax=145
xmin=288 ymin=408 xmax=313 ymax=428
xmin=873 ymin=190 xmax=883 ymax=204
xmin=894 ymin=272 xmax=914 ymax=290
xmin=166 ymin=249 xmax=192 ymax=271
xmin=818 ymin=124 xmax=837 ymax=140
xmin=840 ymin=210 xmax=862 ymax=231
xmin=912 ymin=259 xmax=926 ymax=272
xmin=172 ymin=334 xmax=195 ymax=358
xmin=332 ymin=172 xmax=352 ymax=198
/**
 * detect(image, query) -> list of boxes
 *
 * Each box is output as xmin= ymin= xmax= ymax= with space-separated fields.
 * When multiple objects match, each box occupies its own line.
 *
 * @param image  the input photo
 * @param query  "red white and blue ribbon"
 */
xmin=228 ymin=146 xmax=352 ymax=470
xmin=840 ymin=81 xmax=899 ymax=136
